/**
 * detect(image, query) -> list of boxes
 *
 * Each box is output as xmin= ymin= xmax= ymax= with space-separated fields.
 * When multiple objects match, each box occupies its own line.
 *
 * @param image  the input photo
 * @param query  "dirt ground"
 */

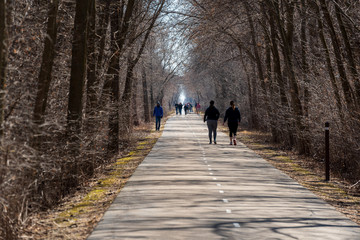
xmin=22 ymin=117 xmax=359 ymax=239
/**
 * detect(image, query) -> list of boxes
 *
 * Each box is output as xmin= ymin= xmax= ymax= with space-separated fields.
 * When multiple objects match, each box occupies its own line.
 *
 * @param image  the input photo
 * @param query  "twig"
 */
xmin=350 ymin=180 xmax=360 ymax=188
xmin=4 ymin=94 xmax=21 ymax=121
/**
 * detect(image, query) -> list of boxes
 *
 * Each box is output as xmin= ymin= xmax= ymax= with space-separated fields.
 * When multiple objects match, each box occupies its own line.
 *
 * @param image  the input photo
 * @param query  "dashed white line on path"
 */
xmin=217 ymin=184 xmax=221 ymax=187
xmin=233 ymin=223 xmax=241 ymax=228
xmin=219 ymin=190 xmax=224 ymax=194
xmin=213 ymin=178 xmax=217 ymax=180
xmin=226 ymin=209 xmax=232 ymax=213
xmin=209 ymin=172 xmax=213 ymax=175
xmin=223 ymin=199 xmax=229 ymax=203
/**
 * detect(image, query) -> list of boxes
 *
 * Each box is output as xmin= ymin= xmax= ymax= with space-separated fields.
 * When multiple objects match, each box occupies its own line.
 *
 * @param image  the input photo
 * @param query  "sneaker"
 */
xmin=230 ymin=142 xmax=233 ymax=145
xmin=233 ymin=139 xmax=237 ymax=145
xmin=214 ymin=141 xmax=217 ymax=144
xmin=209 ymin=142 xmax=212 ymax=144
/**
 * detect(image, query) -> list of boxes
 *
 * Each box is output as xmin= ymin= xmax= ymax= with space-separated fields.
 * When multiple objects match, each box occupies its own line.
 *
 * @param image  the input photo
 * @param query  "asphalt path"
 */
xmin=88 ymin=113 xmax=360 ymax=240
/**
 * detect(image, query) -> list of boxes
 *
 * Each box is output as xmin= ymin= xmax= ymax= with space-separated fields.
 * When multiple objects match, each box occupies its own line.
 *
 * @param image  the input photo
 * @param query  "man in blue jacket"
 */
xmin=153 ymin=102 xmax=163 ymax=131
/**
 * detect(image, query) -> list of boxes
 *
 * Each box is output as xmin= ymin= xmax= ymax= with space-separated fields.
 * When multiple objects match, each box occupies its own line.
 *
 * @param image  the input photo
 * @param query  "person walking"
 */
xmin=153 ymin=102 xmax=163 ymax=131
xmin=196 ymin=102 xmax=201 ymax=114
xmin=175 ymin=103 xmax=179 ymax=115
xmin=184 ymin=104 xmax=188 ymax=115
xmin=178 ymin=102 xmax=183 ymax=115
xmin=223 ymin=101 xmax=241 ymax=145
xmin=204 ymin=100 xmax=220 ymax=144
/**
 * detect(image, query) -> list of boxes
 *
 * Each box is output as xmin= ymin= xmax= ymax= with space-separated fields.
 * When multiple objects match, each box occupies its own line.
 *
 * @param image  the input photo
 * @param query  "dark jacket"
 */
xmin=153 ymin=106 xmax=163 ymax=117
xmin=204 ymin=106 xmax=220 ymax=122
xmin=224 ymin=107 xmax=241 ymax=124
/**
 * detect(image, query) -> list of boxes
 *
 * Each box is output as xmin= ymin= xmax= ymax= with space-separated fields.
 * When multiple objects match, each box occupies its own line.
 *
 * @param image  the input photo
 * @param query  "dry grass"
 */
xmin=21 ymin=120 xmax=165 ymax=240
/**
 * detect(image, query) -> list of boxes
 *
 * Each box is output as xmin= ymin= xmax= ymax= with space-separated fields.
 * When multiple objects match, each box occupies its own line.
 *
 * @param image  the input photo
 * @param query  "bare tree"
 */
xmin=67 ymin=0 xmax=90 ymax=148
xmin=0 ymin=0 xmax=7 ymax=136
xmin=33 ymin=0 xmax=60 ymax=128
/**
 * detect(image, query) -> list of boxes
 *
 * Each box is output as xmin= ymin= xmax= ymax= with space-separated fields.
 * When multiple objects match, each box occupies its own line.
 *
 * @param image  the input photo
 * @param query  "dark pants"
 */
xmin=156 ymin=117 xmax=161 ymax=130
xmin=228 ymin=122 xmax=238 ymax=137
xmin=207 ymin=120 xmax=218 ymax=143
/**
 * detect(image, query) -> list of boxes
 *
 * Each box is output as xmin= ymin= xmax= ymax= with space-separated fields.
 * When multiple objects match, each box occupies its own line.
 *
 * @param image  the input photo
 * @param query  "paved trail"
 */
xmin=88 ymin=114 xmax=360 ymax=240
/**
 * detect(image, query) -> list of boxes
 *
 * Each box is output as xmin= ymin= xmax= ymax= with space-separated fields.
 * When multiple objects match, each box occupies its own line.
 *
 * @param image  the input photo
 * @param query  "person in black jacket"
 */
xmin=178 ymin=102 xmax=183 ymax=115
xmin=204 ymin=100 xmax=220 ymax=144
xmin=223 ymin=100 xmax=241 ymax=145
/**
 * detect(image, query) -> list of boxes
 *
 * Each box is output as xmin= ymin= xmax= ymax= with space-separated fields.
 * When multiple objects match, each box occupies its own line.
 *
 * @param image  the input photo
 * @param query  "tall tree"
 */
xmin=142 ymin=64 xmax=150 ymax=122
xmin=319 ymin=0 xmax=354 ymax=108
xmin=107 ymin=0 xmax=136 ymax=153
xmin=85 ymin=0 xmax=97 ymax=117
xmin=300 ymin=0 xmax=310 ymax=116
xmin=271 ymin=0 xmax=305 ymax=151
xmin=0 ymin=0 xmax=7 ymax=136
xmin=121 ymin=0 xmax=165 ymax=131
xmin=33 ymin=0 xmax=60 ymax=125
xmin=333 ymin=1 xmax=360 ymax=106
xmin=67 ymin=0 xmax=90 ymax=147
xmin=106 ymin=4 xmax=121 ymax=154
xmin=313 ymin=1 xmax=343 ymax=118
xmin=96 ymin=0 xmax=111 ymax=77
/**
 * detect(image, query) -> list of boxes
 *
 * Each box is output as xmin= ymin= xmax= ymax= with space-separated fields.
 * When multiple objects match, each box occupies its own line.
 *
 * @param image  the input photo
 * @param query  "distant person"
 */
xmin=204 ymin=100 xmax=220 ymax=144
xmin=178 ymin=102 xmax=182 ymax=115
xmin=196 ymin=102 xmax=201 ymax=114
xmin=223 ymin=100 xmax=241 ymax=145
xmin=184 ymin=104 xmax=188 ymax=115
xmin=175 ymin=103 xmax=179 ymax=115
xmin=153 ymin=102 xmax=163 ymax=131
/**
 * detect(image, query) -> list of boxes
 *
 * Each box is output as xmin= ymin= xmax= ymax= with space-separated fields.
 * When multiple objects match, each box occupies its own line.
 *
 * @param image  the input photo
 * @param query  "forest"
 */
xmin=0 ymin=0 xmax=359 ymax=238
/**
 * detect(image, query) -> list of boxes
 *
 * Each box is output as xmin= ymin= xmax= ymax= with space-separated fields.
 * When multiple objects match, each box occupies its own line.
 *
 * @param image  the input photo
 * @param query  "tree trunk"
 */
xmin=239 ymin=52 xmax=256 ymax=128
xmin=96 ymin=0 xmax=110 ymax=76
xmin=244 ymin=2 xmax=268 ymax=129
xmin=314 ymin=3 xmax=343 ymax=118
xmin=319 ymin=0 xmax=354 ymax=107
xmin=33 ymin=0 xmax=60 ymax=125
xmin=142 ymin=66 xmax=150 ymax=122
xmin=334 ymin=1 xmax=360 ymax=106
xmin=106 ymin=0 xmax=137 ymax=152
xmin=0 ymin=0 xmax=7 ymax=136
xmin=121 ymin=54 xmax=136 ymax=135
xmin=132 ymin=75 xmax=139 ymax=126
xmin=67 ymin=0 xmax=90 ymax=148
xmin=267 ymin=4 xmax=288 ymax=108
xmin=106 ymin=4 xmax=121 ymax=154
xmin=107 ymin=67 xmax=120 ymax=154
xmin=244 ymin=2 xmax=266 ymax=96
xmin=85 ymin=0 xmax=97 ymax=117
xmin=262 ymin=9 xmax=279 ymax=142
xmin=120 ymin=0 xmax=164 ymax=130
xmin=272 ymin=0 xmax=305 ymax=152
xmin=267 ymin=0 xmax=294 ymax=146
xmin=300 ymin=0 xmax=310 ymax=154
xmin=300 ymin=0 xmax=310 ymax=116
xmin=150 ymin=82 xmax=155 ymax=115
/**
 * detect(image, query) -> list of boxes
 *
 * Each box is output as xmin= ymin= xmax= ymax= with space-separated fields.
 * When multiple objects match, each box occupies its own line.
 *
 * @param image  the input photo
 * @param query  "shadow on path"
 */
xmin=88 ymin=114 xmax=360 ymax=240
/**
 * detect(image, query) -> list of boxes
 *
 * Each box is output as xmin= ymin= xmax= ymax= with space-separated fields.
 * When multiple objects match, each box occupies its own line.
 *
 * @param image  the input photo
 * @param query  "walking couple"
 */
xmin=203 ymin=100 xmax=241 ymax=145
